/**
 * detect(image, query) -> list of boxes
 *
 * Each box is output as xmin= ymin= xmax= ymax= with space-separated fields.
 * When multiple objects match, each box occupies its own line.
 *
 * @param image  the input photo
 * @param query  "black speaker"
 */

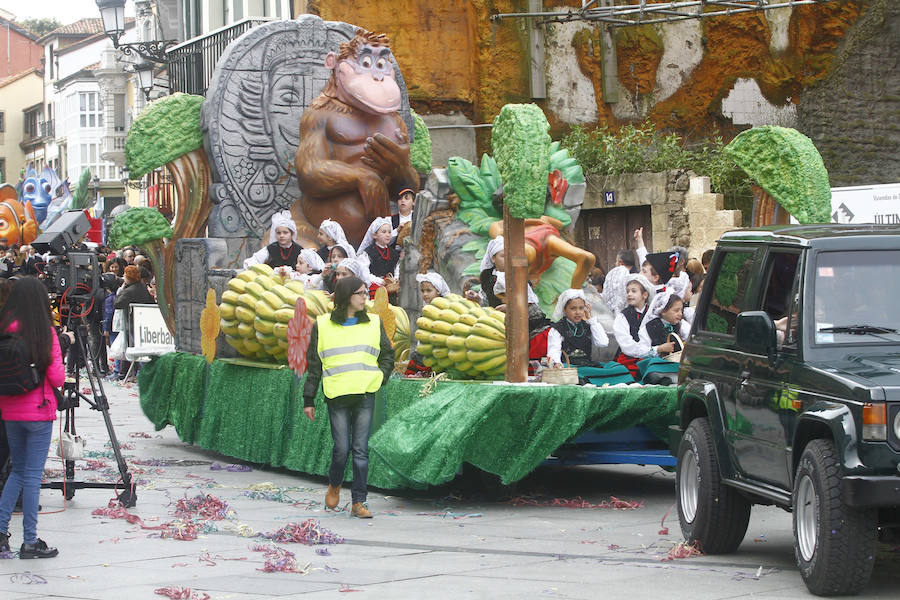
xmin=32 ymin=210 xmax=91 ymax=255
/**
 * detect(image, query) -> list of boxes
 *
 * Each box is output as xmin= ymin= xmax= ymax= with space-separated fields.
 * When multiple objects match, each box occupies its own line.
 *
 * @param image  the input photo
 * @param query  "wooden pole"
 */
xmin=503 ymin=203 xmax=529 ymax=382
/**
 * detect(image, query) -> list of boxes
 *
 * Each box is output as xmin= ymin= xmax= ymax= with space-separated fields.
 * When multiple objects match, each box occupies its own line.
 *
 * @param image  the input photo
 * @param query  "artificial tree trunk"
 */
xmin=156 ymin=148 xmax=212 ymax=335
xmin=503 ymin=203 xmax=529 ymax=383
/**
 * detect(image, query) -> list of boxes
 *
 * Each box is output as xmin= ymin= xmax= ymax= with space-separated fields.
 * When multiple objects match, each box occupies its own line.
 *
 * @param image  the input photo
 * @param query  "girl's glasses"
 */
xmin=352 ymin=290 xmax=368 ymax=297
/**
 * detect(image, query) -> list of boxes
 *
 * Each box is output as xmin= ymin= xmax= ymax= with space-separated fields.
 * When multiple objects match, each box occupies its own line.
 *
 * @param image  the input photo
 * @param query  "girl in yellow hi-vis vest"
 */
xmin=302 ymin=276 xmax=394 ymax=518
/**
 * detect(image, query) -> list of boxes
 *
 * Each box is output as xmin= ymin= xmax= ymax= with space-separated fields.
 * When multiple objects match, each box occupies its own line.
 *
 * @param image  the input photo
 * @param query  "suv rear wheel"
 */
xmin=793 ymin=439 xmax=876 ymax=596
xmin=676 ymin=418 xmax=751 ymax=553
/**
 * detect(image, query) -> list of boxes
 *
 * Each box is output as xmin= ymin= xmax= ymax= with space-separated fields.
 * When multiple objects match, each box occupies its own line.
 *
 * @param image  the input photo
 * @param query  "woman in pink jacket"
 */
xmin=0 ymin=277 xmax=63 ymax=558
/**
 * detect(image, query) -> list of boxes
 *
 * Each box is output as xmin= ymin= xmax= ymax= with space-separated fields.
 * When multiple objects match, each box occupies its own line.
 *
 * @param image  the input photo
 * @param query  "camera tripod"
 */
xmin=39 ymin=303 xmax=137 ymax=507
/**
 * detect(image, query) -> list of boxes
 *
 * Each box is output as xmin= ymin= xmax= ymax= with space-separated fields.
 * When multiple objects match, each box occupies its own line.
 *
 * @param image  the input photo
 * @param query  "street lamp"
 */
xmin=96 ymin=0 xmax=126 ymax=46
xmin=134 ymin=59 xmax=156 ymax=100
xmin=95 ymin=0 xmax=175 ymax=63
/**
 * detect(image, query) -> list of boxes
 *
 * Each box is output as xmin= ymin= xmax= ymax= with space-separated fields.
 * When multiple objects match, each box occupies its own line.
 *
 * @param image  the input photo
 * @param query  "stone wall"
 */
xmin=579 ymin=171 xmax=740 ymax=260
xmin=797 ymin=0 xmax=900 ymax=186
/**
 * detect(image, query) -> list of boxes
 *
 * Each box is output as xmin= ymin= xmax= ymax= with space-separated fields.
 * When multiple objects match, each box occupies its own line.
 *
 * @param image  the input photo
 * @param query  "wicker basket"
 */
xmin=541 ymin=352 xmax=579 ymax=385
xmin=665 ymin=333 xmax=684 ymax=363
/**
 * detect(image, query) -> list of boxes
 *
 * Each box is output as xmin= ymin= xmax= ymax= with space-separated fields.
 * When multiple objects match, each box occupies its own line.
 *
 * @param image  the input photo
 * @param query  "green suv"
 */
xmin=672 ymin=225 xmax=900 ymax=596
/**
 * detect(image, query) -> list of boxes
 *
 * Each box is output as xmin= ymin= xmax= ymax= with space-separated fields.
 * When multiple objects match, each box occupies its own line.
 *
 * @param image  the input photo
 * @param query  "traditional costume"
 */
xmin=288 ymin=248 xmax=326 ymax=290
xmin=415 ymin=272 xmax=451 ymax=298
xmin=243 ymin=211 xmax=302 ymax=269
xmin=317 ymin=219 xmax=348 ymax=262
xmin=612 ymin=273 xmax=656 ymax=377
xmin=479 ymin=236 xmax=504 ymax=307
xmin=638 ymin=290 xmax=691 ymax=357
xmin=546 ymin=289 xmax=608 ymax=367
xmin=357 ymin=217 xmax=400 ymax=284
xmin=493 ymin=272 xmax=551 ymax=364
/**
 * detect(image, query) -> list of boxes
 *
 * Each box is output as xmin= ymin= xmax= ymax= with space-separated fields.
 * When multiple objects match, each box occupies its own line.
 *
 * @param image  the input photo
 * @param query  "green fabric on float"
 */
xmin=139 ymin=353 xmax=677 ymax=489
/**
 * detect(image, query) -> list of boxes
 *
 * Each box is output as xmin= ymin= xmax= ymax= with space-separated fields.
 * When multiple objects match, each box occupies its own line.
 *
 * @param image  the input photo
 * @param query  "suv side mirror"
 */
xmin=736 ymin=311 xmax=778 ymax=359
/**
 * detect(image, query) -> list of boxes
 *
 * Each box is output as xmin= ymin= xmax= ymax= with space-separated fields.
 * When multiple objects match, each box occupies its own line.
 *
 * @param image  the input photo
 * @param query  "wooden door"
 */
xmin=581 ymin=206 xmax=653 ymax=272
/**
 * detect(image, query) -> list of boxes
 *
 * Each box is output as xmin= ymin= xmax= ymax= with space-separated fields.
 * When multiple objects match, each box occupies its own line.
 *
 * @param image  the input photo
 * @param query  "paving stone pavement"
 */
xmin=1 ymin=377 xmax=898 ymax=599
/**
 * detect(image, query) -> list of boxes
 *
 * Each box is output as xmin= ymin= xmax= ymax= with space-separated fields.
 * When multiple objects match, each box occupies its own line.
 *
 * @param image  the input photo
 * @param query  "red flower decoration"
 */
xmin=287 ymin=297 xmax=313 ymax=377
xmin=547 ymin=169 xmax=568 ymax=206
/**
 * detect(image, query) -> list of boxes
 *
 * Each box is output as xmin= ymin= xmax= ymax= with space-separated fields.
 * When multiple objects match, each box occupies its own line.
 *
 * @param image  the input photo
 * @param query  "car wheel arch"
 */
xmin=792 ymin=402 xmax=862 ymax=476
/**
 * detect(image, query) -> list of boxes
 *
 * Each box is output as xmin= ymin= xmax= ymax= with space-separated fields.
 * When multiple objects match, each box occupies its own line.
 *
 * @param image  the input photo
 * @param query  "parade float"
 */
xmin=129 ymin=14 xmax=831 ymax=489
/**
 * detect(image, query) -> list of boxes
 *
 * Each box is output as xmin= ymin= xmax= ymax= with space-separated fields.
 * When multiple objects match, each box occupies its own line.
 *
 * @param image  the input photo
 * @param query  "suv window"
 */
xmin=761 ymin=251 xmax=801 ymax=347
xmin=702 ymin=250 xmax=756 ymax=336
xmin=812 ymin=250 xmax=900 ymax=346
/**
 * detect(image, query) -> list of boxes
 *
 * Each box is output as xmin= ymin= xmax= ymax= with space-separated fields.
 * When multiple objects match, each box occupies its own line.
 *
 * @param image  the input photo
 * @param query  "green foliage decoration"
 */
xmin=125 ymin=93 xmax=204 ymax=178
xmin=108 ymin=207 xmax=174 ymax=249
xmin=491 ymin=104 xmax=551 ymax=219
xmin=724 ymin=126 xmax=831 ymax=224
xmin=409 ymin=109 xmax=432 ymax=174
xmin=71 ymin=169 xmax=92 ymax=210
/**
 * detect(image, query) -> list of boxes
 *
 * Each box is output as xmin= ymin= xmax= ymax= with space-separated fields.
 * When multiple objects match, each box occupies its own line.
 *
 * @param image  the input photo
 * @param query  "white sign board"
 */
xmin=129 ymin=303 xmax=175 ymax=354
xmin=830 ymin=183 xmax=900 ymax=224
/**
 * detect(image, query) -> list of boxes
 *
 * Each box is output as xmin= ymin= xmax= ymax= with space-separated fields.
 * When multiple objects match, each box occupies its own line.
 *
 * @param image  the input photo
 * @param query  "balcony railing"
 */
xmin=20 ymin=119 xmax=54 ymax=148
xmin=167 ymin=17 xmax=274 ymax=97
xmin=101 ymin=130 xmax=127 ymax=163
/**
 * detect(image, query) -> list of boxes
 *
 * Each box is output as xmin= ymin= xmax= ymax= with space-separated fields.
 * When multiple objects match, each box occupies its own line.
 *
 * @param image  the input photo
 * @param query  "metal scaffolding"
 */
xmin=492 ymin=0 xmax=845 ymax=26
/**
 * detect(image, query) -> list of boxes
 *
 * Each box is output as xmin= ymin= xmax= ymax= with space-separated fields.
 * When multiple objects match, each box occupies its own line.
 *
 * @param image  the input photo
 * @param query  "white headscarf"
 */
xmin=415 ymin=272 xmax=451 ymax=297
xmin=330 ymin=240 xmax=357 ymax=261
xmin=493 ymin=271 xmax=539 ymax=305
xmin=268 ymin=210 xmax=297 ymax=244
xmin=666 ymin=271 xmax=690 ymax=300
xmin=319 ymin=219 xmax=347 ymax=245
xmin=602 ymin=265 xmax=630 ymax=314
xmin=357 ymin=216 xmax=392 ymax=256
xmin=624 ymin=272 xmax=656 ymax=305
xmin=480 ymin=236 xmax=505 ymax=272
xmin=299 ymin=248 xmax=325 ymax=272
xmin=647 ymin=289 xmax=680 ymax=320
xmin=552 ymin=288 xmax=587 ymax=321
xmin=337 ymin=258 xmax=368 ymax=282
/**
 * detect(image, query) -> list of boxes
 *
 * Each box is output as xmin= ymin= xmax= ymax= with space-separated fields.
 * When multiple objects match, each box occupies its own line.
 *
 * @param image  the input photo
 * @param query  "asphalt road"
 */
xmin=0 ymin=378 xmax=897 ymax=599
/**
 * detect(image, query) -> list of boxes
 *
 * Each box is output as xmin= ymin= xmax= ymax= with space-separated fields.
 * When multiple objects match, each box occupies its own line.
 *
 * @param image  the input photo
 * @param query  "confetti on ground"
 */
xmin=315 ymin=547 xmax=331 ymax=556
xmin=249 ymin=543 xmax=311 ymax=573
xmin=508 ymin=495 xmax=644 ymax=510
xmin=174 ymin=494 xmax=234 ymax=521
xmin=154 ymin=586 xmax=211 ymax=600
xmin=660 ymin=541 xmax=703 ymax=562
xmin=659 ymin=505 xmax=674 ymax=535
xmin=261 ymin=519 xmax=344 ymax=545
xmin=129 ymin=432 xmax=153 ymax=438
xmin=339 ymin=584 xmax=364 ymax=592
xmin=416 ymin=511 xmax=483 ymax=519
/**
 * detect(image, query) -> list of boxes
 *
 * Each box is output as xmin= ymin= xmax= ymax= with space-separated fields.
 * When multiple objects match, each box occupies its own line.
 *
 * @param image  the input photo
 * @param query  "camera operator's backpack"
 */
xmin=0 ymin=333 xmax=42 ymax=395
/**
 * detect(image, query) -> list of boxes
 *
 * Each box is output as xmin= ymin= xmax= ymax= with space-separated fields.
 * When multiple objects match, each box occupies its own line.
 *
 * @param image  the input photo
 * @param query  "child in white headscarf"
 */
xmin=546 ymin=288 xmax=609 ymax=368
xmin=415 ymin=272 xmax=450 ymax=304
xmin=612 ymin=273 xmax=656 ymax=377
xmin=288 ymin=248 xmax=326 ymax=290
xmin=322 ymin=241 xmax=358 ymax=293
xmin=405 ymin=271 xmax=451 ymax=377
xmin=479 ymin=236 xmax=505 ymax=307
xmin=243 ymin=210 xmax=303 ymax=269
xmin=317 ymin=219 xmax=348 ymax=262
xmin=357 ymin=217 xmax=399 ymax=286
xmin=637 ymin=289 xmax=691 ymax=359
xmin=334 ymin=258 xmax=370 ymax=288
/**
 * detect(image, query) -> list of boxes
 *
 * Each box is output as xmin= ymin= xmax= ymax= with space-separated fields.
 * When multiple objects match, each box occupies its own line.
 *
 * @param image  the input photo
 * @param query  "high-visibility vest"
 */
xmin=317 ymin=313 xmax=383 ymax=399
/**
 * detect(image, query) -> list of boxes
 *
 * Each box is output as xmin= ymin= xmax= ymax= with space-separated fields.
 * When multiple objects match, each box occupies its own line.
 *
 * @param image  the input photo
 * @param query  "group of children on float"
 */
xmin=465 ymin=229 xmax=693 ymax=381
xmin=244 ymin=185 xmax=691 ymax=382
xmin=243 ymin=188 xmax=417 ymax=300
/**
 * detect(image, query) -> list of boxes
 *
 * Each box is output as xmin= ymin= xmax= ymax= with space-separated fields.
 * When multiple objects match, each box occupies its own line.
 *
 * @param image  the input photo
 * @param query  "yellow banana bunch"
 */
xmin=217 ymin=263 xmax=410 ymax=364
xmin=415 ymin=293 xmax=507 ymax=379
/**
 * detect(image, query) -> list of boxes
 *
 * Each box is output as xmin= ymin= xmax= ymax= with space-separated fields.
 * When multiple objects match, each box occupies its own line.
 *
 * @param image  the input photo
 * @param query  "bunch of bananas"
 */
xmin=218 ymin=264 xmax=410 ymax=362
xmin=414 ymin=295 xmax=506 ymax=379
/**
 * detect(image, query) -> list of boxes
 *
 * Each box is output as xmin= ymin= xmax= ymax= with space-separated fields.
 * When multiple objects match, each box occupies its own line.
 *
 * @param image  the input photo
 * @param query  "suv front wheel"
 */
xmin=676 ymin=418 xmax=751 ymax=553
xmin=793 ymin=439 xmax=876 ymax=596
